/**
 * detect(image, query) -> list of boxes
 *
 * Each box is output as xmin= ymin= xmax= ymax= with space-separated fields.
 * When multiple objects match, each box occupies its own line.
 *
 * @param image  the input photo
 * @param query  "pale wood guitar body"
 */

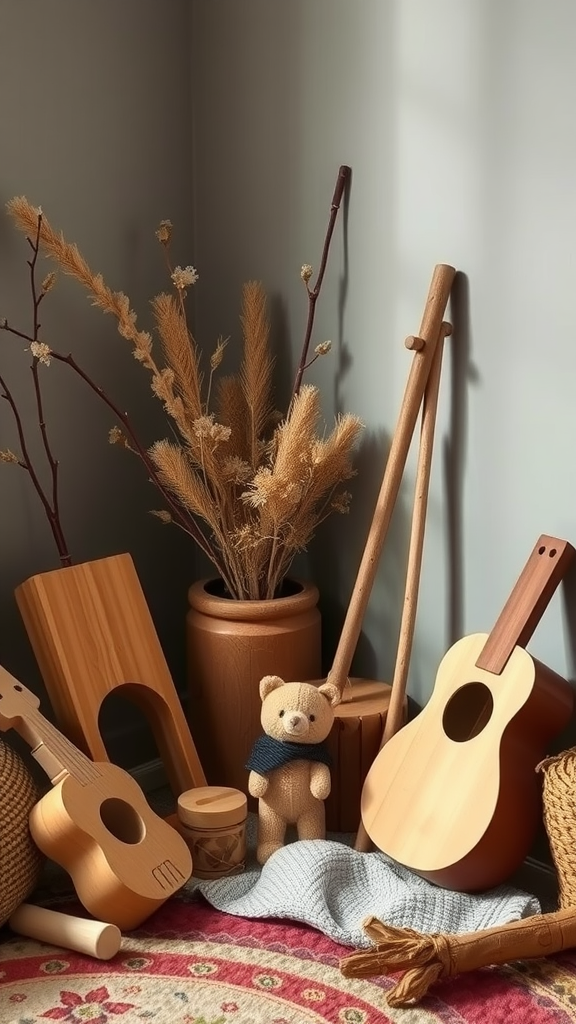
xmin=0 ymin=665 xmax=192 ymax=930
xmin=29 ymin=764 xmax=192 ymax=930
xmin=361 ymin=632 xmax=573 ymax=891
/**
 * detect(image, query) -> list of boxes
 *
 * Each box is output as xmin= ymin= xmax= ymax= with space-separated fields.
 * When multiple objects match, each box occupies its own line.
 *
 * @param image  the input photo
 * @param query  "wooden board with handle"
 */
xmin=360 ymin=535 xmax=575 ymax=892
xmin=15 ymin=552 xmax=206 ymax=799
xmin=0 ymin=664 xmax=192 ymax=930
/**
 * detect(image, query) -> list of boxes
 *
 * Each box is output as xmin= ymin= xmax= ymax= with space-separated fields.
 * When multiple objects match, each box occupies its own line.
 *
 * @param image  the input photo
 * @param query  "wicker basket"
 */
xmin=0 ymin=739 xmax=43 ymax=926
xmin=537 ymin=746 xmax=576 ymax=910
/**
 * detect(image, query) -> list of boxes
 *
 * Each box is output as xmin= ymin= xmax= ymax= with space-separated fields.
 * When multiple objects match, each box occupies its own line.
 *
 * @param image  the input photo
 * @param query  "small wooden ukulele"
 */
xmin=360 ymin=535 xmax=575 ymax=892
xmin=0 ymin=665 xmax=192 ymax=929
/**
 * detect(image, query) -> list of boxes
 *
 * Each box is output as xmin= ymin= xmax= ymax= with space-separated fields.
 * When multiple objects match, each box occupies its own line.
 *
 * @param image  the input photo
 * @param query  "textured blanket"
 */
xmin=194 ymin=838 xmax=540 ymax=948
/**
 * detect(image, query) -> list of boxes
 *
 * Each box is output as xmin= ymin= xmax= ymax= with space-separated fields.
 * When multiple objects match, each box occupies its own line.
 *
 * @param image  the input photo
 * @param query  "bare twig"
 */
xmin=0 ymin=319 xmax=219 ymax=570
xmin=28 ymin=215 xmax=61 ymax=519
xmin=0 ymin=212 xmax=72 ymax=565
xmin=0 ymin=370 xmax=71 ymax=565
xmin=291 ymin=165 xmax=350 ymax=400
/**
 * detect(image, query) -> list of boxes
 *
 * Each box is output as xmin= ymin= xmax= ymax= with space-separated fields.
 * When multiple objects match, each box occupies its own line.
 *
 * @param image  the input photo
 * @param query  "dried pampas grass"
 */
xmin=7 ymin=196 xmax=363 ymax=600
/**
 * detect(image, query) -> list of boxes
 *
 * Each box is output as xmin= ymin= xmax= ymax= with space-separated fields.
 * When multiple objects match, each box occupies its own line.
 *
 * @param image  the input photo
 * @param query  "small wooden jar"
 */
xmin=177 ymin=786 xmax=247 ymax=880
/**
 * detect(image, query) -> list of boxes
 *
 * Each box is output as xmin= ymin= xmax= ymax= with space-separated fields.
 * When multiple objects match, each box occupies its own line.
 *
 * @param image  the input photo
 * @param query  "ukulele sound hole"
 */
xmin=442 ymin=682 xmax=494 ymax=742
xmin=100 ymin=798 xmax=145 ymax=844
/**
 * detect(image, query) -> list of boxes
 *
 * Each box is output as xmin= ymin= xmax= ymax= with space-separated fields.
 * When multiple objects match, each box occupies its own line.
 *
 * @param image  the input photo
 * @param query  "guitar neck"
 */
xmin=476 ymin=535 xmax=575 ymax=675
xmin=14 ymin=708 xmax=99 ymax=786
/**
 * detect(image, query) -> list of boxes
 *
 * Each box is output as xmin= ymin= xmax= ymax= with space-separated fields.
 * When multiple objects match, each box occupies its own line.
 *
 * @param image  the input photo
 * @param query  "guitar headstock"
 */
xmin=0 ymin=665 xmax=41 ymax=730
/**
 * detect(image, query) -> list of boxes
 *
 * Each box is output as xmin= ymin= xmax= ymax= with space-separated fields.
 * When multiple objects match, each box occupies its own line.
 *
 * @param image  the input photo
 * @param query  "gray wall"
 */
xmin=190 ymin=0 xmax=576 ymax=716
xmin=0 ymin=0 xmax=199 ymax=767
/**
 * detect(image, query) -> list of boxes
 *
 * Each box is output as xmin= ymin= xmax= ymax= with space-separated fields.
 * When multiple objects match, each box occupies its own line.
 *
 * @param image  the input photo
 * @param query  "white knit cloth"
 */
xmin=194 ymin=839 xmax=540 ymax=949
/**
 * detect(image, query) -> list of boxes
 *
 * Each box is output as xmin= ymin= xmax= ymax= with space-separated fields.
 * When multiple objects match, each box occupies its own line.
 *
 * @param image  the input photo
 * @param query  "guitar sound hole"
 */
xmin=442 ymin=682 xmax=494 ymax=742
xmin=100 ymin=798 xmax=145 ymax=844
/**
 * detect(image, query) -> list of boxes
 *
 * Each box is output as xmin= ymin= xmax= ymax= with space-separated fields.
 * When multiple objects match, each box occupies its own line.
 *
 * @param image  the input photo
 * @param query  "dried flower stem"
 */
xmin=28 ymin=216 xmax=61 ymax=522
xmin=0 ymin=369 xmax=71 ymax=564
xmin=0 ymin=320 xmax=223 ymax=575
xmin=0 ymin=214 xmax=73 ymax=566
xmin=291 ymin=164 xmax=351 ymax=400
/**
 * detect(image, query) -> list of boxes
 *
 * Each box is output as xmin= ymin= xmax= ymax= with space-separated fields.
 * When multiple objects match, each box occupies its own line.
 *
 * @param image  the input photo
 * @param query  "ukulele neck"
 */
xmin=476 ymin=535 xmax=575 ymax=675
xmin=14 ymin=708 xmax=100 ymax=786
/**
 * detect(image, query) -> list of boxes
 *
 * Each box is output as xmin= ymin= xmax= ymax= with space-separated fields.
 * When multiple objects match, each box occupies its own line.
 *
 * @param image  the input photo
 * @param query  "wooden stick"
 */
xmin=9 ymin=903 xmax=122 ymax=960
xmin=354 ymin=321 xmax=450 ymax=851
xmin=340 ymin=907 xmax=576 ymax=1007
xmin=383 ymin=322 xmax=451 ymax=745
xmin=326 ymin=264 xmax=455 ymax=699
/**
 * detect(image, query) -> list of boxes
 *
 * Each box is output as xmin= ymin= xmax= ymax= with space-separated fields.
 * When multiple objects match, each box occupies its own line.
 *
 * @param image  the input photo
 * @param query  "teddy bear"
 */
xmin=245 ymin=674 xmax=340 ymax=864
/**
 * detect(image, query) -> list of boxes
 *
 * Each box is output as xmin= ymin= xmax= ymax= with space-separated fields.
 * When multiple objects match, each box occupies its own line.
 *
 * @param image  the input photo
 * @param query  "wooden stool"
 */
xmin=15 ymin=552 xmax=205 ymax=799
xmin=324 ymin=678 xmax=407 ymax=833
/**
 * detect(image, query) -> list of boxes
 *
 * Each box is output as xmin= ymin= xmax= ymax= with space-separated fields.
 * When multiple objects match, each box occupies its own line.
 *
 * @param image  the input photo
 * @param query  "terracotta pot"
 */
xmin=186 ymin=578 xmax=321 ymax=794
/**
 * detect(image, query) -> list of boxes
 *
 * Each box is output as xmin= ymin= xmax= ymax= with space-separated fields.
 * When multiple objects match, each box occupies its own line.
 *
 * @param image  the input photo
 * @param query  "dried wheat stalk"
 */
xmin=6 ymin=196 xmax=362 ymax=600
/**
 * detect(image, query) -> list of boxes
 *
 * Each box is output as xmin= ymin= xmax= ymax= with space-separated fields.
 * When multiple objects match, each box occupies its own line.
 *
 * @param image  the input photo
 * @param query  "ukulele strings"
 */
xmin=28 ymin=707 xmax=102 ymax=786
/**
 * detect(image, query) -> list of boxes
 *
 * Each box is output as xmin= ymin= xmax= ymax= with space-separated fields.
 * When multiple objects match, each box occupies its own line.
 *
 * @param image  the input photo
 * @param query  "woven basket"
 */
xmin=0 ymin=739 xmax=43 ymax=926
xmin=537 ymin=746 xmax=576 ymax=910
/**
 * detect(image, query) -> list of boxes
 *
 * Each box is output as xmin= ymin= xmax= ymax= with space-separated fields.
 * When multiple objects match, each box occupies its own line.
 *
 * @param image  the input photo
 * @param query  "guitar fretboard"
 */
xmin=19 ymin=707 xmax=101 ymax=786
xmin=476 ymin=535 xmax=575 ymax=675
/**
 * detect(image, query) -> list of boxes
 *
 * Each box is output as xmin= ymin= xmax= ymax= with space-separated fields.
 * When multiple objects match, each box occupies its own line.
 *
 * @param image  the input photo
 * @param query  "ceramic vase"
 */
xmin=186 ymin=578 xmax=322 ymax=794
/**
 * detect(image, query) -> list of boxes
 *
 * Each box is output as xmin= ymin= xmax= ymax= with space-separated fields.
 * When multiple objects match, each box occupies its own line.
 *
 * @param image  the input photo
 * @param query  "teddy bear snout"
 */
xmin=283 ymin=711 xmax=309 ymax=737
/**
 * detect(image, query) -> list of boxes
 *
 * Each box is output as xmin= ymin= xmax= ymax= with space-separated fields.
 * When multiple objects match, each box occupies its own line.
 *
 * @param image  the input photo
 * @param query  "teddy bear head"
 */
xmin=259 ymin=674 xmax=340 ymax=745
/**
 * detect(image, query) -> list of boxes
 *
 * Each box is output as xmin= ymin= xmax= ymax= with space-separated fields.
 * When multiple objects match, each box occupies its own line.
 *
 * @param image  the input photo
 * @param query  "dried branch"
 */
xmin=291 ymin=164 xmax=351 ymax=400
xmin=0 ymin=319 xmax=219 ymax=569
xmin=0 ymin=211 xmax=72 ymax=565
xmin=0 ymin=369 xmax=71 ymax=565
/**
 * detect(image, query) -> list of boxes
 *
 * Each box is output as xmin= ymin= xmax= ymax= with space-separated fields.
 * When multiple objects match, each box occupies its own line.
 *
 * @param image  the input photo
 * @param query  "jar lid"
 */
xmin=177 ymin=786 xmax=247 ymax=829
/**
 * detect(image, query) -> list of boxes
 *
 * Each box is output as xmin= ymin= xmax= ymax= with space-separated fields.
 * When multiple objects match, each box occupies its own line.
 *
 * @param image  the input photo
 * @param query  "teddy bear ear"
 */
xmin=259 ymin=674 xmax=285 ymax=700
xmin=317 ymin=681 xmax=341 ymax=707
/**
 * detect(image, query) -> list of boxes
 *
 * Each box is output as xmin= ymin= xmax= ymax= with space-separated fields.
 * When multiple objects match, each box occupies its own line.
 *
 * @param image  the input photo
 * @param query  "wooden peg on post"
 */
xmin=405 ymin=336 xmax=426 ymax=352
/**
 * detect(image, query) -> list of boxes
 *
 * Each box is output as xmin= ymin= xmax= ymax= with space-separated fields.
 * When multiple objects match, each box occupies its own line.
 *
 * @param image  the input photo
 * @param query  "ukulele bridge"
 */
xmin=152 ymin=859 xmax=186 ymax=890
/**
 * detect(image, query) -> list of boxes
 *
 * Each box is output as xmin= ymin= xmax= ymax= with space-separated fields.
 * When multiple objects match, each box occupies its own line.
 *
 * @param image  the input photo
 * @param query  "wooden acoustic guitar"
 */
xmin=0 ymin=665 xmax=192 ymax=930
xmin=360 ymin=534 xmax=575 ymax=892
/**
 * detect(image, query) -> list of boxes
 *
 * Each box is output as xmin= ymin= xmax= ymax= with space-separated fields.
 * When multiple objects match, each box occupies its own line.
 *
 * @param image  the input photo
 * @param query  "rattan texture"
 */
xmin=538 ymin=746 xmax=576 ymax=910
xmin=0 ymin=738 xmax=43 ymax=926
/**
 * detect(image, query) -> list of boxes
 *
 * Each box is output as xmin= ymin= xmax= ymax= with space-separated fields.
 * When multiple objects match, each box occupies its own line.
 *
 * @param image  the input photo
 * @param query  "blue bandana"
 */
xmin=245 ymin=734 xmax=331 ymax=775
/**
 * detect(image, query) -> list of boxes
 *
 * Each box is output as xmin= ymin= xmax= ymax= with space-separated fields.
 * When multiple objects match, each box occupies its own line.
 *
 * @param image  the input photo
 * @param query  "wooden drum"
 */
xmin=324 ymin=678 xmax=406 ymax=834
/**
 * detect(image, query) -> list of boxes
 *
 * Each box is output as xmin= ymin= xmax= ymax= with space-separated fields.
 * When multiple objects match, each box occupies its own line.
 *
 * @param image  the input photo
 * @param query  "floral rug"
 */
xmin=1 ymin=892 xmax=576 ymax=1023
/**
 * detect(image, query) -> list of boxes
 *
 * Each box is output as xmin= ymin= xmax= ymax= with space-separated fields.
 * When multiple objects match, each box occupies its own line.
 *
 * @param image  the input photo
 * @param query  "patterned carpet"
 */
xmin=2 ymin=888 xmax=576 ymax=1023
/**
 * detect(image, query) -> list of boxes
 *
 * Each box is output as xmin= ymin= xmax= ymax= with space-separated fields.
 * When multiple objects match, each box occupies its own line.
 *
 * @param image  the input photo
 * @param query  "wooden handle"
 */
xmin=327 ymin=264 xmax=456 ymax=697
xmin=9 ymin=903 xmax=122 ymax=960
xmin=354 ymin=322 xmax=450 ymax=853
xmin=383 ymin=322 xmax=450 ymax=744
xmin=476 ymin=535 xmax=576 ymax=674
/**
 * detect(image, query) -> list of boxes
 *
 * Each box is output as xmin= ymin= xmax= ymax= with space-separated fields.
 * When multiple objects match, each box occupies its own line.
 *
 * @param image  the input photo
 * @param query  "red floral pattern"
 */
xmin=41 ymin=986 xmax=134 ymax=1022
xmin=0 ymin=896 xmax=575 ymax=1022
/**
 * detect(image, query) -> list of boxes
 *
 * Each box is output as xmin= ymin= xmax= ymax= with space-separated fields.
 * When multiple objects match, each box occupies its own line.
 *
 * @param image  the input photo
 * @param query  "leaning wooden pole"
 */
xmin=325 ymin=264 xmax=455 ymax=699
xmin=383 ymin=323 xmax=450 ymax=743
xmin=353 ymin=319 xmax=450 ymax=852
